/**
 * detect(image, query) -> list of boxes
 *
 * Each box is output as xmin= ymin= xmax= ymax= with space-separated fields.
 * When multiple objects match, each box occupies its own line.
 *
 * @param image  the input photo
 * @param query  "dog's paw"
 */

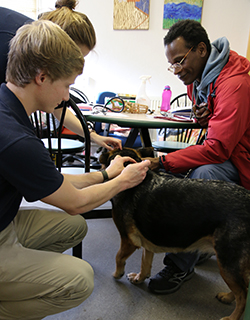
xmin=126 ymin=272 xmax=149 ymax=284
xmin=219 ymin=317 xmax=230 ymax=320
xmin=127 ymin=272 xmax=144 ymax=284
xmin=112 ymin=270 xmax=124 ymax=279
xmin=216 ymin=291 xmax=235 ymax=304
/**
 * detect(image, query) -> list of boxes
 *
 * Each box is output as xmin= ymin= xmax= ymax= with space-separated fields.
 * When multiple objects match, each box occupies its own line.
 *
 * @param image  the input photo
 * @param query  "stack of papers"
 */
xmin=171 ymin=106 xmax=192 ymax=118
xmin=154 ymin=114 xmax=193 ymax=122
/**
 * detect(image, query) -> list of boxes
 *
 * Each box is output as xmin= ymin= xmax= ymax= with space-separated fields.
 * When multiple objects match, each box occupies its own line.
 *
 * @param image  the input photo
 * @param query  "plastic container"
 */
xmin=161 ymin=85 xmax=172 ymax=112
xmin=135 ymin=75 xmax=151 ymax=108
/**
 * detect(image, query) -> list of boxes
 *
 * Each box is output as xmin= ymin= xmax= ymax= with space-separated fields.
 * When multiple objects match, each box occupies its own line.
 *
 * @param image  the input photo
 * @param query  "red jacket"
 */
xmin=161 ymin=50 xmax=250 ymax=189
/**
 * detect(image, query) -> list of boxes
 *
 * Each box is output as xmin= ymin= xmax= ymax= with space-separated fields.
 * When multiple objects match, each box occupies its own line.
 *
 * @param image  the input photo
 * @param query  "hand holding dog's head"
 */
xmin=100 ymin=148 xmax=142 ymax=167
xmin=99 ymin=147 xmax=154 ymax=168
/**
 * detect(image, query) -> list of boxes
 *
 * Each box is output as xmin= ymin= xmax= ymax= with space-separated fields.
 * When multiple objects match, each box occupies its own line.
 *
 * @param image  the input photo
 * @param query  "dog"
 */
xmin=99 ymin=147 xmax=250 ymax=320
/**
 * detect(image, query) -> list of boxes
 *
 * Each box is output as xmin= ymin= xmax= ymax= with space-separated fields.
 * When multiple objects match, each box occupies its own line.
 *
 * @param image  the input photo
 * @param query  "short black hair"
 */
xmin=164 ymin=19 xmax=211 ymax=55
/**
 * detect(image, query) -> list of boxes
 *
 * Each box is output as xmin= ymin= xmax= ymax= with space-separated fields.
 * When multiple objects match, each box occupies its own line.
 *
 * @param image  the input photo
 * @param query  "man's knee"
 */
xmin=73 ymin=259 xmax=94 ymax=303
xmin=53 ymin=256 xmax=94 ymax=306
xmin=189 ymin=161 xmax=239 ymax=183
xmin=67 ymin=214 xmax=88 ymax=241
xmin=189 ymin=164 xmax=219 ymax=180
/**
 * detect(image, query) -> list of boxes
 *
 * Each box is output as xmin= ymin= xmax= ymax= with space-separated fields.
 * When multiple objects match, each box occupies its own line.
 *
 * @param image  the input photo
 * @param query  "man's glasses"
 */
xmin=168 ymin=46 xmax=194 ymax=73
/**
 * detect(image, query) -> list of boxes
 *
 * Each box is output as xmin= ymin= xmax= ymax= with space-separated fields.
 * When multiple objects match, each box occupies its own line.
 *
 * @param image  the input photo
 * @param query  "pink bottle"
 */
xmin=161 ymin=85 xmax=172 ymax=112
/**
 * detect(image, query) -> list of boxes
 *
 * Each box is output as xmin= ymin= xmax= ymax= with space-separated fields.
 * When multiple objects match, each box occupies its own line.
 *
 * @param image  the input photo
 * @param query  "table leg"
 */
xmin=124 ymin=128 xmax=139 ymax=147
xmin=124 ymin=127 xmax=152 ymax=148
xmin=73 ymin=241 xmax=82 ymax=259
xmin=103 ymin=123 xmax=111 ymax=136
xmin=139 ymin=128 xmax=152 ymax=147
xmin=103 ymin=125 xmax=152 ymax=149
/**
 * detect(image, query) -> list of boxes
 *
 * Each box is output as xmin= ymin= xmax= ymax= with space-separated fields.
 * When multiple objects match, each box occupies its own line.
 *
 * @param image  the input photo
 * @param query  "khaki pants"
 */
xmin=0 ymin=209 xmax=94 ymax=320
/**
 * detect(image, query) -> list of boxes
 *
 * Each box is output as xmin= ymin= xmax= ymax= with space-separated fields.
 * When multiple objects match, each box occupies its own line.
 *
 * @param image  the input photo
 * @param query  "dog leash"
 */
xmin=92 ymin=97 xmax=125 ymax=114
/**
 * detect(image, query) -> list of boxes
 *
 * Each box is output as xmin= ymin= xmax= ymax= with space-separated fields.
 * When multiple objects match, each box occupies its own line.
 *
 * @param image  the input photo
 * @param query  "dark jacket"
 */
xmin=0 ymin=7 xmax=32 ymax=84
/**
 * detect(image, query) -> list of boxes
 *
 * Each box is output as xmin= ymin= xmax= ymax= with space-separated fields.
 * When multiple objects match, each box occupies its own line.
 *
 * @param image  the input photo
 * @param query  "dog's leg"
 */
xmin=217 ymin=287 xmax=246 ymax=320
xmin=216 ymin=262 xmax=247 ymax=320
xmin=216 ymin=291 xmax=235 ymax=304
xmin=127 ymin=248 xmax=154 ymax=284
xmin=113 ymin=237 xmax=137 ymax=279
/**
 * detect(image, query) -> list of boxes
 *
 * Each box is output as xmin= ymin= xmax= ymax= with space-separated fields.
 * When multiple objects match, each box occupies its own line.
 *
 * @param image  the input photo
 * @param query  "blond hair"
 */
xmin=6 ymin=20 xmax=84 ymax=87
xmin=39 ymin=0 xmax=96 ymax=50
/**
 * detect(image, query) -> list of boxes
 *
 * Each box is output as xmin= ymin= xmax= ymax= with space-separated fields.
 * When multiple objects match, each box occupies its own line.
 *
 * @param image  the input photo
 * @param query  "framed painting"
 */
xmin=113 ymin=0 xmax=150 ymax=30
xmin=163 ymin=0 xmax=203 ymax=29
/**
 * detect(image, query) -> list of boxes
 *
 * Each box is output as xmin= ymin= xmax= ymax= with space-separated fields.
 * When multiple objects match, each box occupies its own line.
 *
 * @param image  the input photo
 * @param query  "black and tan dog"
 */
xmin=99 ymin=147 xmax=250 ymax=320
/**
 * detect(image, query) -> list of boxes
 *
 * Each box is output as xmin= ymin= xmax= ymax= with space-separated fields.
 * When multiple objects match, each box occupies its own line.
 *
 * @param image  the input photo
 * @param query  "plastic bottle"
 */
xmin=161 ymin=85 xmax=172 ymax=113
xmin=135 ymin=75 xmax=151 ymax=108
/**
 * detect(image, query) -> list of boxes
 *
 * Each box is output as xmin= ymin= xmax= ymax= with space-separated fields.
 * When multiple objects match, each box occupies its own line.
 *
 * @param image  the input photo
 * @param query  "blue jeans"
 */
xmin=164 ymin=160 xmax=240 ymax=272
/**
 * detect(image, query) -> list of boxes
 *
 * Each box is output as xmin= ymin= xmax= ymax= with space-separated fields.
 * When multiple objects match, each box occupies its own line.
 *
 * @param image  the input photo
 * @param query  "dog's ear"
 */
xmin=137 ymin=147 xmax=155 ymax=158
xmin=99 ymin=152 xmax=110 ymax=167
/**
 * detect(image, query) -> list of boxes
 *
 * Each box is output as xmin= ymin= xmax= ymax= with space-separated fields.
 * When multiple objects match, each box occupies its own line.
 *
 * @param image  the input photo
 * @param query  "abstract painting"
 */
xmin=163 ymin=0 xmax=203 ymax=29
xmin=113 ymin=0 xmax=150 ymax=30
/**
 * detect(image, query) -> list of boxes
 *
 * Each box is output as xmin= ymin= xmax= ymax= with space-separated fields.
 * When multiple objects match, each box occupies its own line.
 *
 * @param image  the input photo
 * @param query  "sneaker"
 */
xmin=148 ymin=260 xmax=194 ymax=294
xmin=195 ymin=253 xmax=214 ymax=266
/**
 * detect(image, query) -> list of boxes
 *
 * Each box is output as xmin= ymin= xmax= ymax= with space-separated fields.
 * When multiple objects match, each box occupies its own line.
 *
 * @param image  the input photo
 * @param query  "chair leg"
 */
xmin=73 ymin=242 xmax=82 ymax=259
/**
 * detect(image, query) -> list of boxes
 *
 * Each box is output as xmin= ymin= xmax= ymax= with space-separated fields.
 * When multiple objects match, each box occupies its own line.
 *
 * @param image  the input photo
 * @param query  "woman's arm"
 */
xmin=53 ymin=108 xmax=122 ymax=149
xmin=54 ymin=107 xmax=84 ymax=136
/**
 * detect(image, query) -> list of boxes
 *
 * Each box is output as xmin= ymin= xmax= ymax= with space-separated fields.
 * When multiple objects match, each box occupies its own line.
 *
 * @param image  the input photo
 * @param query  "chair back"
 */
xmin=170 ymin=93 xmax=191 ymax=110
xmin=95 ymin=92 xmax=116 ymax=134
xmin=164 ymin=93 xmax=194 ymax=143
xmin=30 ymin=111 xmax=60 ymax=140
xmin=96 ymin=91 xmax=116 ymax=105
xmin=70 ymin=87 xmax=89 ymax=104
xmin=94 ymin=91 xmax=142 ymax=148
xmin=66 ymin=98 xmax=91 ymax=172
xmin=153 ymin=93 xmax=203 ymax=153
xmin=30 ymin=100 xmax=90 ymax=172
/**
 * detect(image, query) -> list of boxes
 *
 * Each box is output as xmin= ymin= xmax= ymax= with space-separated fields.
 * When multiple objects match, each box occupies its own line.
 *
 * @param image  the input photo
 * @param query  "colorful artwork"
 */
xmin=113 ymin=0 xmax=150 ymax=30
xmin=163 ymin=0 xmax=203 ymax=29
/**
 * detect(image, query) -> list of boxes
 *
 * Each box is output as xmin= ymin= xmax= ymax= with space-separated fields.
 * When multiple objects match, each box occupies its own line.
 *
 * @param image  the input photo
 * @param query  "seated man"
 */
xmin=0 ymin=20 xmax=150 ymax=319
xmin=147 ymin=19 xmax=250 ymax=294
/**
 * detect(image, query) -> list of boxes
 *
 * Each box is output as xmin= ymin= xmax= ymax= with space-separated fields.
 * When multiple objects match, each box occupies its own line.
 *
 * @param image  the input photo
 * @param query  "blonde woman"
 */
xmin=39 ymin=0 xmax=122 ymax=150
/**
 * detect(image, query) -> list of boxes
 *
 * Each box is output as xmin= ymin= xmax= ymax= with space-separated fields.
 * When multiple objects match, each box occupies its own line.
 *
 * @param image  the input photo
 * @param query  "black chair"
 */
xmin=70 ymin=87 xmax=89 ymax=105
xmin=31 ymin=100 xmax=113 ymax=259
xmin=30 ymin=102 xmax=87 ymax=171
xmin=30 ymin=99 xmax=91 ymax=258
xmin=59 ymin=87 xmax=90 ymax=142
xmin=152 ymin=93 xmax=203 ymax=153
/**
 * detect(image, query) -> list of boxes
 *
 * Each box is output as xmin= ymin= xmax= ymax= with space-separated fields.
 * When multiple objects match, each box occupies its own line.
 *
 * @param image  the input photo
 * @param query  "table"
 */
xmin=83 ymin=112 xmax=200 ymax=147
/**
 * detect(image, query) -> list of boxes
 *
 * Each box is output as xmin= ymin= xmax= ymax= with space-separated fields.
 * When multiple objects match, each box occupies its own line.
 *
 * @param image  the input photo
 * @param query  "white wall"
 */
xmin=45 ymin=0 xmax=250 ymax=103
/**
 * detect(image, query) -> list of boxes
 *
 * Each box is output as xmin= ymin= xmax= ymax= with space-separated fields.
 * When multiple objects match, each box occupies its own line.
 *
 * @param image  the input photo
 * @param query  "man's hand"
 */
xmin=45 ymin=158 xmax=150 ymax=215
xmin=90 ymin=132 xmax=122 ymax=150
xmin=192 ymin=102 xmax=210 ymax=128
xmin=105 ymin=155 xmax=150 ymax=189
xmin=106 ymin=155 xmax=137 ymax=179
xmin=119 ymin=160 xmax=151 ymax=189
xmin=142 ymin=157 xmax=160 ymax=171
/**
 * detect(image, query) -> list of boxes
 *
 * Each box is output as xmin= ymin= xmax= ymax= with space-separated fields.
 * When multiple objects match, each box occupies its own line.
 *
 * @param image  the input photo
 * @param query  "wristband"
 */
xmin=101 ymin=170 xmax=109 ymax=182
xmin=159 ymin=156 xmax=165 ymax=169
